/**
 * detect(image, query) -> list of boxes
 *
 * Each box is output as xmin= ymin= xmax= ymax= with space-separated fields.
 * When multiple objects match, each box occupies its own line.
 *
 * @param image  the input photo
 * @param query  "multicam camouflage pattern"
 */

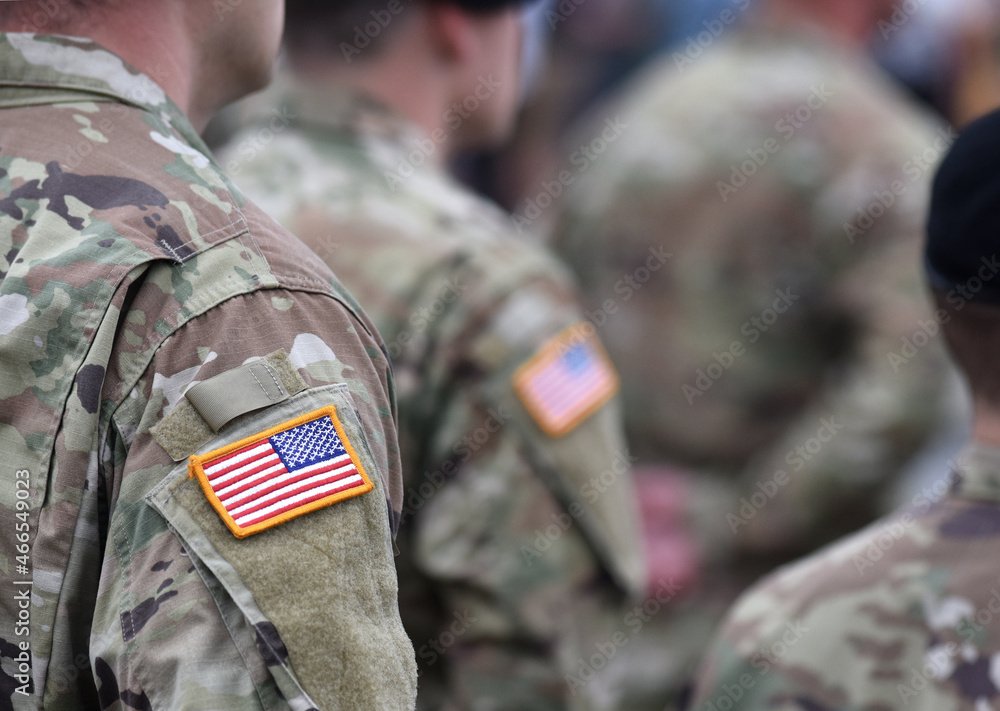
xmin=552 ymin=25 xmax=958 ymax=709
xmin=691 ymin=441 xmax=1000 ymax=711
xmin=219 ymin=81 xmax=646 ymax=710
xmin=0 ymin=34 xmax=415 ymax=710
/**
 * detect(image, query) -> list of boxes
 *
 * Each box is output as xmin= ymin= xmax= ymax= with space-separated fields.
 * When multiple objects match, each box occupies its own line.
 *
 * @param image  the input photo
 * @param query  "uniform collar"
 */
xmin=277 ymin=79 xmax=439 ymax=165
xmin=952 ymin=442 xmax=1000 ymax=503
xmin=0 ymin=32 xmax=206 ymax=157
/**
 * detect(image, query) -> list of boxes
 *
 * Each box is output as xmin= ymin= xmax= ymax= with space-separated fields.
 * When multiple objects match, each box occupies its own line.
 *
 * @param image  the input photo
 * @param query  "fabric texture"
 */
xmin=0 ymin=33 xmax=415 ymax=710
xmin=551 ymin=24 xmax=960 ymax=709
xmin=219 ymin=80 xmax=646 ymax=710
xmin=691 ymin=442 xmax=1000 ymax=711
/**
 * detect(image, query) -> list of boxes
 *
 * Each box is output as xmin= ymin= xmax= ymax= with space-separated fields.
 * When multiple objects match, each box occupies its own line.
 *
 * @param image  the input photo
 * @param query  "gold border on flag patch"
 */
xmin=512 ymin=324 xmax=620 ymax=438
xmin=188 ymin=406 xmax=374 ymax=538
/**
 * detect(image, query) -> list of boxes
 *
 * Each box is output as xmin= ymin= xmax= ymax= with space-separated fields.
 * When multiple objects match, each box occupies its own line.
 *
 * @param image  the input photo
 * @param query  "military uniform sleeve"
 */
xmin=690 ymin=493 xmax=995 ymax=711
xmin=401 ymin=245 xmax=645 ymax=710
xmin=90 ymin=285 xmax=416 ymax=711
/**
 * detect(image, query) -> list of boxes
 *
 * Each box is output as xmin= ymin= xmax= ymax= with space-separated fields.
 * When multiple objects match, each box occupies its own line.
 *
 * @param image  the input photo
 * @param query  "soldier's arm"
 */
xmin=690 ymin=587 xmax=821 ymax=711
xmin=91 ymin=285 xmax=416 ymax=710
xmin=691 ymin=504 xmax=966 ymax=711
xmin=407 ymin=251 xmax=645 ymax=710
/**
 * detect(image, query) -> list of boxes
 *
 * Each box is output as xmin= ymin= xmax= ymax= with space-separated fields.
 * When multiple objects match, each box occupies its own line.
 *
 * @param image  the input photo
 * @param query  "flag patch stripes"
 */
xmin=512 ymin=324 xmax=620 ymax=437
xmin=188 ymin=405 xmax=373 ymax=538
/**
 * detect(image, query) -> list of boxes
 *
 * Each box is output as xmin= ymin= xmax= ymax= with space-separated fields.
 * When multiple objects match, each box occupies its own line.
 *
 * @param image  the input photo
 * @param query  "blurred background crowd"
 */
xmin=206 ymin=0 xmax=1000 ymax=707
xmin=8 ymin=0 xmax=1000 ymax=707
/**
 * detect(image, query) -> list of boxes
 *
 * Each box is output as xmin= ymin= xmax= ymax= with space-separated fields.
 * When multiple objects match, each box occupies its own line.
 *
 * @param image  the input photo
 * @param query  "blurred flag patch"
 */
xmin=513 ymin=324 xmax=619 ymax=437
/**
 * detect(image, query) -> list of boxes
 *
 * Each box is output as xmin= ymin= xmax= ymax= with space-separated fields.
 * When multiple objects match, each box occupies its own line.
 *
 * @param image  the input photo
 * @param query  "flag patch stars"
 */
xmin=512 ymin=324 xmax=620 ymax=437
xmin=188 ymin=406 xmax=373 ymax=538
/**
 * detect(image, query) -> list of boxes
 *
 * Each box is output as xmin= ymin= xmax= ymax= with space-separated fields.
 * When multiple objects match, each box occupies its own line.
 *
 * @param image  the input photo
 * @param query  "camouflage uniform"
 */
xmin=691 ymin=442 xmax=1000 ymax=711
xmin=551 ymin=25 xmax=957 ymax=709
xmin=0 ymin=34 xmax=416 ymax=710
xmin=219 ymin=82 xmax=646 ymax=710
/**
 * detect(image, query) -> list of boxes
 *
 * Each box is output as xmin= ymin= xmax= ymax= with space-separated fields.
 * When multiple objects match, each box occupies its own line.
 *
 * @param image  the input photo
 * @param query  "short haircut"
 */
xmin=283 ymin=0 xmax=515 ymax=62
xmin=932 ymin=289 xmax=1000 ymax=406
xmin=283 ymin=1 xmax=418 ymax=60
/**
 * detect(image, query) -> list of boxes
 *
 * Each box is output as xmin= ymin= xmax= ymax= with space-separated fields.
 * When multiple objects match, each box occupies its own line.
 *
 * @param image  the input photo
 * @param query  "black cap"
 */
xmin=926 ymin=109 xmax=1000 ymax=303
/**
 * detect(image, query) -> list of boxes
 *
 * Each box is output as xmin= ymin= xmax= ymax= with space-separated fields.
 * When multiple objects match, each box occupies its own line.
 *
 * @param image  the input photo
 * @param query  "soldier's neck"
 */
xmin=757 ymin=0 xmax=883 ymax=49
xmin=291 ymin=56 xmax=457 ymax=163
xmin=66 ymin=10 xmax=211 ymax=133
xmin=972 ymin=403 xmax=1000 ymax=447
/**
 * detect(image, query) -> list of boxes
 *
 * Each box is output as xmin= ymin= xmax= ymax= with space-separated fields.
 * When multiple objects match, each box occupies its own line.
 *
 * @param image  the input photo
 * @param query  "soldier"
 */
xmin=691 ymin=105 xmax=1000 ymax=711
xmin=550 ymin=0 xmax=959 ymax=706
xmin=218 ymin=1 xmax=648 ymax=708
xmin=0 ymin=1 xmax=416 ymax=709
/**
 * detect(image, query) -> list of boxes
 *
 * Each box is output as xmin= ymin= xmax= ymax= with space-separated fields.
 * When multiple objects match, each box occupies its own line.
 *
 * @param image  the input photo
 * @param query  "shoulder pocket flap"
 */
xmin=146 ymin=384 xmax=401 ymax=708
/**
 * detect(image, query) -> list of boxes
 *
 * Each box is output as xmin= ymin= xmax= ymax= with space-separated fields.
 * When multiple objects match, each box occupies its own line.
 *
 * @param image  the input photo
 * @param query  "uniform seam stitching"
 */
xmin=258 ymin=363 xmax=283 ymax=398
xmin=248 ymin=366 xmax=270 ymax=399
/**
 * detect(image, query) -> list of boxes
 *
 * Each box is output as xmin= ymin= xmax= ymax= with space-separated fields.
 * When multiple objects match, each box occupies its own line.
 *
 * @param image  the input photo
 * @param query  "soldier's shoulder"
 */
xmin=725 ymin=503 xmax=939 ymax=627
xmin=5 ymin=98 xmax=254 ymax=272
xmin=698 ymin=494 xmax=1000 ymax=709
xmin=232 ymin=119 xmax=511 ymax=236
xmin=231 ymin=123 xmax=572 ymax=300
xmin=579 ymin=29 xmax=942 ymax=154
xmin=3 ymin=105 xmax=373 ymax=370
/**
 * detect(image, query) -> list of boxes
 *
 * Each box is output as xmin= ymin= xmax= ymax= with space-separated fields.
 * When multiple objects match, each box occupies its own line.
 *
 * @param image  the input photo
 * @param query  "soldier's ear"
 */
xmin=424 ymin=2 xmax=479 ymax=65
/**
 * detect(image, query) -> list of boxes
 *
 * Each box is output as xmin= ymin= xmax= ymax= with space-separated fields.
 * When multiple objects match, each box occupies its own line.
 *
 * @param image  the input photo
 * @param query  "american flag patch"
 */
xmin=512 ymin=324 xmax=619 ymax=437
xmin=188 ymin=406 xmax=374 ymax=538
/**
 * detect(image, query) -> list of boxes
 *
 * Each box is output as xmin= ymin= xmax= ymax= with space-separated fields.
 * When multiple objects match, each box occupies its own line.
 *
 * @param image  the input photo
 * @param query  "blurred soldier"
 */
xmin=217 ymin=1 xmax=648 ymax=708
xmin=551 ymin=0 xmax=958 ymax=705
xmin=0 ymin=1 xmax=415 ymax=708
xmin=692 ymin=106 xmax=1000 ymax=711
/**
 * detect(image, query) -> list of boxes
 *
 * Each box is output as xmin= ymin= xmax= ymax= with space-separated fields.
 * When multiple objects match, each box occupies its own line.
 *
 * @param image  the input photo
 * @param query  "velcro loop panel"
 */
xmin=152 ymin=350 xmax=308 ymax=461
